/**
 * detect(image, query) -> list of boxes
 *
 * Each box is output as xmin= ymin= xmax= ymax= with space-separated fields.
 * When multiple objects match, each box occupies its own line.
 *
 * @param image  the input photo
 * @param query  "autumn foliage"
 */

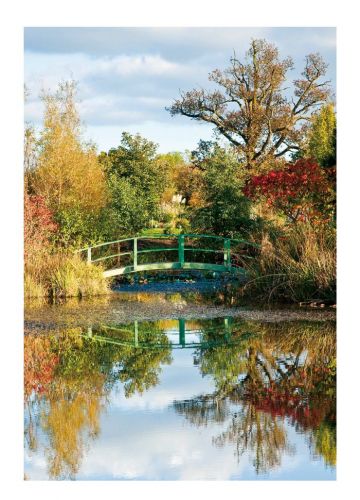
xmin=244 ymin=158 xmax=333 ymax=222
xmin=245 ymin=364 xmax=335 ymax=431
xmin=24 ymin=335 xmax=59 ymax=397
xmin=24 ymin=190 xmax=58 ymax=261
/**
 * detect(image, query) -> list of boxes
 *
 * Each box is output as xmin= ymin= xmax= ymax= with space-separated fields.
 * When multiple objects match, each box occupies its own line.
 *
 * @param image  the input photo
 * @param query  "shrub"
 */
xmin=244 ymin=159 xmax=334 ymax=223
xmin=24 ymin=191 xmax=58 ymax=267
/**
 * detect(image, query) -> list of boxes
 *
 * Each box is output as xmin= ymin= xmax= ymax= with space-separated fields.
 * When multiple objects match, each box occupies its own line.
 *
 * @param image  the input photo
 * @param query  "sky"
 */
xmin=24 ymin=27 xmax=336 ymax=154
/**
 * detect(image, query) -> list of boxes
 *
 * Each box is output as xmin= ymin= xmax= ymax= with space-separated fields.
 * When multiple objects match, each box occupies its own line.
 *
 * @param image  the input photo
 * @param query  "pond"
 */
xmin=24 ymin=285 xmax=336 ymax=480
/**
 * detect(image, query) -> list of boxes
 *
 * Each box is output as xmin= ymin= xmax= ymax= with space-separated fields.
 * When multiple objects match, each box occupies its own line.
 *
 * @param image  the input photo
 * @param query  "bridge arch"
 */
xmin=77 ymin=233 xmax=259 ymax=279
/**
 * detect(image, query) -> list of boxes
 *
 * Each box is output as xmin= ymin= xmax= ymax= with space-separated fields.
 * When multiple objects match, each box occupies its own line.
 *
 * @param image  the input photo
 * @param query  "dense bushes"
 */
xmin=49 ymin=255 xmax=109 ymax=298
xmin=244 ymin=158 xmax=334 ymax=223
xmin=24 ymin=188 xmax=108 ymax=299
xmin=189 ymin=143 xmax=262 ymax=238
xmin=239 ymin=119 xmax=336 ymax=303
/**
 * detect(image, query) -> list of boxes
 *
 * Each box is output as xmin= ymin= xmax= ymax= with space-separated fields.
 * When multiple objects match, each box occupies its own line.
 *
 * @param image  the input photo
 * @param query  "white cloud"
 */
xmin=24 ymin=27 xmax=336 ymax=153
xmin=24 ymin=50 xmax=212 ymax=136
xmin=97 ymin=54 xmax=182 ymax=77
xmin=78 ymin=410 xmax=244 ymax=480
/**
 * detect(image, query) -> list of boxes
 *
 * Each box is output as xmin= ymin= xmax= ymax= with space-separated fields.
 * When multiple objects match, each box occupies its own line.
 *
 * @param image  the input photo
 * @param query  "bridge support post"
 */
xmin=224 ymin=239 xmax=231 ymax=269
xmin=179 ymin=318 xmax=186 ymax=347
xmin=133 ymin=238 xmax=138 ymax=271
xmin=87 ymin=247 xmax=92 ymax=265
xmin=178 ymin=234 xmax=185 ymax=268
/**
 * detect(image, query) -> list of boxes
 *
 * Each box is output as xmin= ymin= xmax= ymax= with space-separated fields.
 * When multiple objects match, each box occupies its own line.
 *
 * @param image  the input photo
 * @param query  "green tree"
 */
xmin=99 ymin=133 xmax=167 ymax=236
xmin=105 ymin=176 xmax=156 ymax=236
xmin=308 ymin=103 xmax=336 ymax=167
xmin=190 ymin=143 xmax=259 ymax=237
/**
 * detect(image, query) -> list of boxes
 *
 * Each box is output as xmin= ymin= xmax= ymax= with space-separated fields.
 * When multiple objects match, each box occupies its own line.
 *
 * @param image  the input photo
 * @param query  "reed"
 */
xmin=24 ymin=252 xmax=109 ymax=299
xmin=241 ymin=224 xmax=336 ymax=303
xmin=24 ymin=274 xmax=47 ymax=298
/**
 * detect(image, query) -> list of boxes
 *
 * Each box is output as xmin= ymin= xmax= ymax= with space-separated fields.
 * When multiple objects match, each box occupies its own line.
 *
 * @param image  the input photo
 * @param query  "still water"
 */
xmin=24 ymin=288 xmax=336 ymax=480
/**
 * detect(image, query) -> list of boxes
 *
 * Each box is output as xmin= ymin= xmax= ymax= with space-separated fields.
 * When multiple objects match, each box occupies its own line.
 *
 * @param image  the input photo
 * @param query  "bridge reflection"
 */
xmin=85 ymin=317 xmax=253 ymax=349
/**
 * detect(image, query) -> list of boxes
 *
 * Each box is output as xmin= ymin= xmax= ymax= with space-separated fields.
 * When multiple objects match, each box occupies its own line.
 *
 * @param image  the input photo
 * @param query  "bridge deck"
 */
xmin=103 ymin=261 xmax=245 ymax=278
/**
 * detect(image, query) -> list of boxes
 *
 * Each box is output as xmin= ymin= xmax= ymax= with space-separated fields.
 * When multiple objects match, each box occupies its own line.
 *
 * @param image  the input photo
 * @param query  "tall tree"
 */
xmin=30 ymin=81 xmax=107 ymax=246
xmin=33 ymin=81 xmax=106 ymax=214
xmin=168 ymin=39 xmax=331 ymax=173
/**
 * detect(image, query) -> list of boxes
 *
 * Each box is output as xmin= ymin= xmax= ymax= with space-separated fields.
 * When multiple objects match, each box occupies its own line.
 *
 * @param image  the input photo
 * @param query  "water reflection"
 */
xmin=175 ymin=321 xmax=336 ymax=473
xmin=86 ymin=317 xmax=253 ymax=350
xmin=24 ymin=318 xmax=336 ymax=480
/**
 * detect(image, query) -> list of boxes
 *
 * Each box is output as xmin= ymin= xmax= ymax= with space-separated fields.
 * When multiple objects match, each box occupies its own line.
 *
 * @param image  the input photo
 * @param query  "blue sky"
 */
xmin=24 ymin=27 xmax=336 ymax=154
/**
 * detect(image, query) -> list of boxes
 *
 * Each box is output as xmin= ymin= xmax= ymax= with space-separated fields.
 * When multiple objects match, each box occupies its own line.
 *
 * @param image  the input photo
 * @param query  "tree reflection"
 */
xmin=24 ymin=324 xmax=172 ymax=479
xmin=43 ymin=375 xmax=104 ymax=479
xmin=108 ymin=322 xmax=172 ymax=397
xmin=174 ymin=320 xmax=336 ymax=473
xmin=173 ymin=395 xmax=229 ymax=427
xmin=24 ymin=334 xmax=60 ymax=455
xmin=214 ymin=403 xmax=292 ymax=474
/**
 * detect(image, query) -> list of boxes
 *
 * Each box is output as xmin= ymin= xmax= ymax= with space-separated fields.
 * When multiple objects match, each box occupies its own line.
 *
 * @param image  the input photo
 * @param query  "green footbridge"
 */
xmin=78 ymin=233 xmax=260 ymax=279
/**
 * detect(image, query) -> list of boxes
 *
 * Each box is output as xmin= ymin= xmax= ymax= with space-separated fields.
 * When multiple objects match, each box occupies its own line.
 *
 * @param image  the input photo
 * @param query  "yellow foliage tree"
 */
xmin=33 ymin=81 xmax=106 ymax=213
xmin=307 ymin=103 xmax=336 ymax=167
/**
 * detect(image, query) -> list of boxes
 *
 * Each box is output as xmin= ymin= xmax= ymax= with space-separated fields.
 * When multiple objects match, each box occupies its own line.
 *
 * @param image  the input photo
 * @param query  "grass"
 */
xmin=241 ymin=224 xmax=336 ymax=303
xmin=24 ymin=252 xmax=109 ymax=299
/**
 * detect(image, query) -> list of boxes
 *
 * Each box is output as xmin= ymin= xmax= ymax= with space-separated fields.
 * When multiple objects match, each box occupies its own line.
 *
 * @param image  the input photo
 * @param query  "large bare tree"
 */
xmin=168 ymin=39 xmax=331 ymax=172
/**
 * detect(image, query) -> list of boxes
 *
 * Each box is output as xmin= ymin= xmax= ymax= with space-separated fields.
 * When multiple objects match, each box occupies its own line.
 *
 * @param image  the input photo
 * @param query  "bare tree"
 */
xmin=168 ymin=39 xmax=331 ymax=172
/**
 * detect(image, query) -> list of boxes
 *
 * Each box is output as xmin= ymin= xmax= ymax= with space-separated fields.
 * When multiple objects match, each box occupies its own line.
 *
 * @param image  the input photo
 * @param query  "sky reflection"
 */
xmin=24 ymin=316 xmax=336 ymax=480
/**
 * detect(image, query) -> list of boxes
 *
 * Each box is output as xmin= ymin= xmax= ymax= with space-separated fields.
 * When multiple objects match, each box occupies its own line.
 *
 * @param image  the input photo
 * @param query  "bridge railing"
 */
xmin=76 ymin=234 xmax=260 ymax=275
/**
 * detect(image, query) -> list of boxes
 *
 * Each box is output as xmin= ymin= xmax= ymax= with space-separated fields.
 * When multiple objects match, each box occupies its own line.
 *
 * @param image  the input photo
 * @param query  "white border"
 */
xmin=1 ymin=0 xmax=359 ymax=498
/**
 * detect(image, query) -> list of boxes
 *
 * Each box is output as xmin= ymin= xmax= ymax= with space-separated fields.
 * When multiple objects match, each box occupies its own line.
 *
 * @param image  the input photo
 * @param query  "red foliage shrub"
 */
xmin=244 ymin=159 xmax=333 ymax=222
xmin=24 ymin=191 xmax=58 ymax=261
